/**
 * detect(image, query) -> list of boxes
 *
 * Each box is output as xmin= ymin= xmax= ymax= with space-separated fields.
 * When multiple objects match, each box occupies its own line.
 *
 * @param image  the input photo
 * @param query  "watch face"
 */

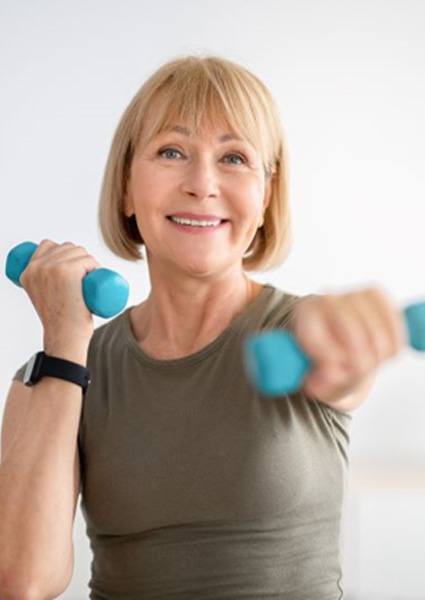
xmin=23 ymin=352 xmax=43 ymax=386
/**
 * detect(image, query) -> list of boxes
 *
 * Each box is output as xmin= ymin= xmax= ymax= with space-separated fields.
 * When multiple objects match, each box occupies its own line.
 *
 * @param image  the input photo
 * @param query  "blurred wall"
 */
xmin=1 ymin=1 xmax=424 ymax=597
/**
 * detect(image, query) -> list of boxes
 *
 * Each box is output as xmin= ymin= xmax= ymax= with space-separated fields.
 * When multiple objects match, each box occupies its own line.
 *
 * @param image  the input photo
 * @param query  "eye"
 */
xmin=223 ymin=153 xmax=246 ymax=165
xmin=158 ymin=147 xmax=183 ymax=160
xmin=157 ymin=147 xmax=247 ymax=165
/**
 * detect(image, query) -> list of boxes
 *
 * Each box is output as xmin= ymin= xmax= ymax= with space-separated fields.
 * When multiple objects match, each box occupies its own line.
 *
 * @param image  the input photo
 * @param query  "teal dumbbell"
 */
xmin=243 ymin=301 xmax=425 ymax=396
xmin=5 ymin=241 xmax=130 ymax=319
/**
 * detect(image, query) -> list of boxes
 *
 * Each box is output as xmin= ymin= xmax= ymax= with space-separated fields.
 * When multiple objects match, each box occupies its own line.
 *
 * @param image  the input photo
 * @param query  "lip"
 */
xmin=167 ymin=212 xmax=228 ymax=221
xmin=167 ymin=218 xmax=229 ymax=235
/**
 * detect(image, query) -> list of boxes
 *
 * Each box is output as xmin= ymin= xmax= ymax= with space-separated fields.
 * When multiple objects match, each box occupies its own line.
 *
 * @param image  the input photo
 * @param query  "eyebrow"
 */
xmin=163 ymin=125 xmax=243 ymax=143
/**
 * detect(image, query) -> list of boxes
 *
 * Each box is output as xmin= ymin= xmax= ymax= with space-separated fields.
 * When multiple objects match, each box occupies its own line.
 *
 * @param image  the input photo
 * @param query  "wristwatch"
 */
xmin=23 ymin=351 xmax=91 ymax=395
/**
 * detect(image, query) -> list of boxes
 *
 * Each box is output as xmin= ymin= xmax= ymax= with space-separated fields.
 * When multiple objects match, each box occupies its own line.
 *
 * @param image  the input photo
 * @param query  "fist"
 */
xmin=290 ymin=286 xmax=409 ymax=404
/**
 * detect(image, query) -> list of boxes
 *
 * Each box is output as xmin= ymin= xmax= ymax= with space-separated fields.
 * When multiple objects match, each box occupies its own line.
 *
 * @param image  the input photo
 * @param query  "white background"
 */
xmin=1 ymin=1 xmax=424 ymax=598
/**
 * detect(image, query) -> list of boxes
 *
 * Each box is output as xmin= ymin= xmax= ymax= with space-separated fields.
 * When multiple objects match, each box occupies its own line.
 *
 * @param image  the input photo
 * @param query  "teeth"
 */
xmin=170 ymin=216 xmax=221 ymax=227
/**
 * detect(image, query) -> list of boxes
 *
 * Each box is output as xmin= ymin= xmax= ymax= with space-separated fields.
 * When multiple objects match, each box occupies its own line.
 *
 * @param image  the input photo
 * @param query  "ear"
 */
xmin=263 ymin=177 xmax=273 ymax=211
xmin=122 ymin=186 xmax=134 ymax=218
xmin=257 ymin=178 xmax=273 ymax=228
xmin=122 ymin=164 xmax=135 ymax=217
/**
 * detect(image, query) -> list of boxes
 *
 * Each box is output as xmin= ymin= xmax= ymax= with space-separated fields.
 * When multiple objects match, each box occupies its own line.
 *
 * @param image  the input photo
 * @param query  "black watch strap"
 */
xmin=23 ymin=351 xmax=91 ymax=395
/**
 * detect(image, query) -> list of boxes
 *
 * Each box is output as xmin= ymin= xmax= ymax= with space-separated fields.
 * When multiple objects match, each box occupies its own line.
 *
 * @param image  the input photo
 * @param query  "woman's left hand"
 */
xmin=290 ymin=286 xmax=409 ymax=405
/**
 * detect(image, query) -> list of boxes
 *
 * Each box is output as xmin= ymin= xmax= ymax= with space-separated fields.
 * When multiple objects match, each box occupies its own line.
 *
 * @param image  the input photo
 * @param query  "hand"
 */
xmin=290 ymin=286 xmax=409 ymax=404
xmin=20 ymin=239 xmax=102 ymax=351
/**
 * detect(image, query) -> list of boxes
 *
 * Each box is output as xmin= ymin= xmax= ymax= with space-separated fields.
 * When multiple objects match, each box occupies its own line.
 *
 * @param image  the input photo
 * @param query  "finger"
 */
xmin=322 ymin=293 xmax=379 ymax=372
xmin=344 ymin=289 xmax=396 ymax=364
xmin=26 ymin=243 xmax=87 ymax=271
xmin=292 ymin=296 xmax=346 ymax=369
xmin=366 ymin=286 xmax=408 ymax=355
xmin=305 ymin=288 xmax=402 ymax=396
xmin=30 ymin=239 xmax=58 ymax=260
xmin=21 ymin=242 xmax=90 ymax=288
xmin=321 ymin=294 xmax=371 ymax=353
xmin=300 ymin=295 xmax=372 ymax=396
xmin=29 ymin=240 xmax=76 ymax=263
xmin=45 ymin=243 xmax=87 ymax=258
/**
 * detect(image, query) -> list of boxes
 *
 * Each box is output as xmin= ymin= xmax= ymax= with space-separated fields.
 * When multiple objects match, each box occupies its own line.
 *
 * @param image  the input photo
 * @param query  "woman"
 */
xmin=14 ymin=54 xmax=406 ymax=599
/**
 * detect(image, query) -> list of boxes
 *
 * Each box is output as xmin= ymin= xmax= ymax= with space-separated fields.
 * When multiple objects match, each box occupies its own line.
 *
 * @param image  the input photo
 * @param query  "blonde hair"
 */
xmin=98 ymin=53 xmax=293 ymax=271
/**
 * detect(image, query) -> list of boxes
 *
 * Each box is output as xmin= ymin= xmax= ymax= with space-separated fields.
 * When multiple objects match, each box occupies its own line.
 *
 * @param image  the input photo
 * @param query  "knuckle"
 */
xmin=320 ymin=293 xmax=337 ymax=308
xmin=305 ymin=295 xmax=332 ymax=322
xmin=40 ymin=239 xmax=58 ymax=251
xmin=365 ymin=283 xmax=381 ymax=295
xmin=20 ymin=270 xmax=29 ymax=286
xmin=368 ymin=284 xmax=388 ymax=304
xmin=69 ymin=244 xmax=88 ymax=254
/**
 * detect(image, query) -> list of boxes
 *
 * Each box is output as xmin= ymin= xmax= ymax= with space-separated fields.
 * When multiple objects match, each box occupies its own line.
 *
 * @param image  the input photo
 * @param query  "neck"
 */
xmin=131 ymin=271 xmax=263 ymax=359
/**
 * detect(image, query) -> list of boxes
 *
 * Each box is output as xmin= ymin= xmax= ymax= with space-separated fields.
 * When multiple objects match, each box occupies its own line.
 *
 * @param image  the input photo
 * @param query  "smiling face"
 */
xmin=123 ymin=118 xmax=272 ymax=281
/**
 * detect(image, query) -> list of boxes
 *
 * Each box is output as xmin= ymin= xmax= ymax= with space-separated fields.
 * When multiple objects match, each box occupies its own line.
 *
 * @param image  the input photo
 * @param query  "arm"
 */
xmin=0 ymin=345 xmax=87 ymax=600
xmin=291 ymin=287 xmax=404 ymax=414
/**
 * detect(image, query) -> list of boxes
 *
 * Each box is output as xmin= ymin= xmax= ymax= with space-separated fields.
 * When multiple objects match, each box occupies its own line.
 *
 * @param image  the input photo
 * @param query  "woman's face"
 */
xmin=124 ymin=119 xmax=271 ymax=279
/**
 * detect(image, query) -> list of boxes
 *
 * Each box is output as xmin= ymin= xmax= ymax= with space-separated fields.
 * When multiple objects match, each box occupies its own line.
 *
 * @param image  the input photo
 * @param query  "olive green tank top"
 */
xmin=13 ymin=284 xmax=352 ymax=599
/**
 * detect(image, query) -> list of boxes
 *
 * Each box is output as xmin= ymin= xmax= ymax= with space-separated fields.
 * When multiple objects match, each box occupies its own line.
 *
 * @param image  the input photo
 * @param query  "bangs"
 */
xmin=132 ymin=61 xmax=273 ymax=176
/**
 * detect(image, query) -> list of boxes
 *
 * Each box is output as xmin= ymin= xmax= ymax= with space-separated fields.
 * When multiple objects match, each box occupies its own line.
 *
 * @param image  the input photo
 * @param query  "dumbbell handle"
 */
xmin=243 ymin=301 xmax=425 ymax=396
xmin=5 ymin=241 xmax=130 ymax=318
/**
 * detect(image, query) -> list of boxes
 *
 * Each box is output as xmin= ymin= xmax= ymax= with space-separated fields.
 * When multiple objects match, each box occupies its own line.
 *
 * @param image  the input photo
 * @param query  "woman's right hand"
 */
xmin=19 ymin=239 xmax=102 ymax=357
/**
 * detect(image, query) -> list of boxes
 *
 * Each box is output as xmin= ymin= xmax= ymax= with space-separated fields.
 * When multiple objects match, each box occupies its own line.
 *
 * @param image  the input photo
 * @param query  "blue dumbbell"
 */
xmin=243 ymin=301 xmax=425 ymax=396
xmin=5 ymin=241 xmax=130 ymax=319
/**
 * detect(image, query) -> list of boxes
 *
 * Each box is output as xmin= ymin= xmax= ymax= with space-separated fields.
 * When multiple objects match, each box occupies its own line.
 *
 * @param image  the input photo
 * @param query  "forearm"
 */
xmin=0 ymin=347 xmax=87 ymax=597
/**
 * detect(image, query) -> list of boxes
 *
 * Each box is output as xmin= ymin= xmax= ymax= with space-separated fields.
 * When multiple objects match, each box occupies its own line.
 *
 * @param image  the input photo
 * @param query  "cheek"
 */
xmin=131 ymin=159 xmax=174 ymax=189
xmin=133 ymin=170 xmax=163 ymax=196
xmin=130 ymin=173 xmax=172 ymax=211
xmin=234 ymin=194 xmax=264 ymax=221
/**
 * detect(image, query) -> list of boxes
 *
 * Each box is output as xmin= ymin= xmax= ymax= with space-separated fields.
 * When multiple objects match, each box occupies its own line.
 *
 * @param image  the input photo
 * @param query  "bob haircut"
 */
xmin=98 ymin=53 xmax=293 ymax=271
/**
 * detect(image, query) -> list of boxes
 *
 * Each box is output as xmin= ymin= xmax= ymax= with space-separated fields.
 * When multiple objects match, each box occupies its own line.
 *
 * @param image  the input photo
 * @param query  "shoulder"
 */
xmin=259 ymin=286 xmax=321 ymax=331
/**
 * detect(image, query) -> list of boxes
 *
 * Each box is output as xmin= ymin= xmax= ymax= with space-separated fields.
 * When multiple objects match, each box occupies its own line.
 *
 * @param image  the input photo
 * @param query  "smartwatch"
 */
xmin=23 ymin=351 xmax=91 ymax=395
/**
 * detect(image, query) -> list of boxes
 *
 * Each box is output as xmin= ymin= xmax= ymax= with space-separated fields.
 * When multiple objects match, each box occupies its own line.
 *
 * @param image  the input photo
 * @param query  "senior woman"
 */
xmin=10 ymin=54 xmax=406 ymax=599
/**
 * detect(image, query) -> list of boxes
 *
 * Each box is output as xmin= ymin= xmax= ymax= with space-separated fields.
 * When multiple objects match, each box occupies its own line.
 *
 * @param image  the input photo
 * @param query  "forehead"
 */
xmin=159 ymin=124 xmax=245 ymax=144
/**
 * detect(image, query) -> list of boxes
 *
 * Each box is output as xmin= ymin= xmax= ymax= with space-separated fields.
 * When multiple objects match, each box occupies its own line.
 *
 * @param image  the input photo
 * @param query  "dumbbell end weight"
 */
xmin=403 ymin=303 xmax=425 ymax=351
xmin=5 ymin=241 xmax=38 ymax=287
xmin=243 ymin=330 xmax=312 ymax=396
xmin=82 ymin=268 xmax=129 ymax=318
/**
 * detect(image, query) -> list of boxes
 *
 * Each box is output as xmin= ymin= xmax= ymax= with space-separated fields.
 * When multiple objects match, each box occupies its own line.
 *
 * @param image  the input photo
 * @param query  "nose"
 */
xmin=181 ymin=156 xmax=220 ymax=199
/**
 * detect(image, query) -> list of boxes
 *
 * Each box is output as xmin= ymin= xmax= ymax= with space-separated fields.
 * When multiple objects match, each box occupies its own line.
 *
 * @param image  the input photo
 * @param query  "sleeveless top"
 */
xmin=13 ymin=283 xmax=352 ymax=599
